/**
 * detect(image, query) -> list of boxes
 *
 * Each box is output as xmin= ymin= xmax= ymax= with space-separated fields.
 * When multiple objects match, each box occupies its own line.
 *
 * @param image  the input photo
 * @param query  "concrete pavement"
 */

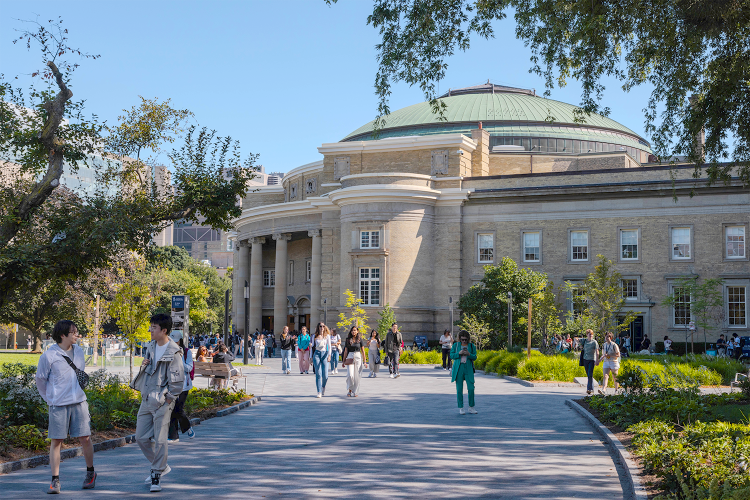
xmin=1 ymin=357 xmax=627 ymax=499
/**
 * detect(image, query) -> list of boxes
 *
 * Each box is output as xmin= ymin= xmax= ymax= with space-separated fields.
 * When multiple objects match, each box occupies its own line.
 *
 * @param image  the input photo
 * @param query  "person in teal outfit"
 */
xmin=450 ymin=330 xmax=477 ymax=415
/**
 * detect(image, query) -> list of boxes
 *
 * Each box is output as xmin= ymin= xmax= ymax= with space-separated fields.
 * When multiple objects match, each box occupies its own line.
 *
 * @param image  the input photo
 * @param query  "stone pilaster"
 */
xmin=248 ymin=237 xmax=265 ymax=333
xmin=235 ymin=241 xmax=250 ymax=337
xmin=273 ymin=233 xmax=291 ymax=335
xmin=309 ymin=229 xmax=322 ymax=329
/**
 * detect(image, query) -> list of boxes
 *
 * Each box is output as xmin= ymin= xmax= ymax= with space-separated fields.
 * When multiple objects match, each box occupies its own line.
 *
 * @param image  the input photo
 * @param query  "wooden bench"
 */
xmin=731 ymin=370 xmax=749 ymax=391
xmin=193 ymin=361 xmax=246 ymax=392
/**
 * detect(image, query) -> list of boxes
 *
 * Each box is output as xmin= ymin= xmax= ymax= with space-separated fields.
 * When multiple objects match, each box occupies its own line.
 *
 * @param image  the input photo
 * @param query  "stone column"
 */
xmin=309 ymin=229 xmax=322 ymax=329
xmin=273 ymin=233 xmax=291 ymax=335
xmin=248 ymin=237 xmax=265 ymax=334
xmin=235 ymin=241 xmax=249 ymax=337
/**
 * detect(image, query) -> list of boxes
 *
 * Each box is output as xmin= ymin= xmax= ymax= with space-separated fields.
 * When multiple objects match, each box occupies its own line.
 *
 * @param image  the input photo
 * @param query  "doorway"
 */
xmin=618 ymin=315 xmax=644 ymax=351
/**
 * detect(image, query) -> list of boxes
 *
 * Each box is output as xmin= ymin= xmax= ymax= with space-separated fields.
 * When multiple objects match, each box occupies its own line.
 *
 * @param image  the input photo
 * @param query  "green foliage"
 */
xmin=661 ymin=277 xmax=725 ymax=353
xmin=517 ymin=354 xmax=603 ymax=382
xmin=398 ymin=350 xmax=441 ymax=364
xmin=627 ymin=354 xmax=741 ymax=386
xmin=183 ymin=388 xmax=246 ymax=416
xmin=458 ymin=257 xmax=548 ymax=348
xmin=532 ymin=282 xmax=563 ymax=348
xmin=740 ymin=377 xmax=750 ymax=400
xmin=84 ymin=369 xmax=140 ymax=431
xmin=337 ymin=289 xmax=370 ymax=333
xmin=457 ymin=314 xmax=493 ymax=350
xmin=0 ymin=363 xmax=48 ymax=428
xmin=376 ymin=303 xmax=396 ymax=337
xmin=474 ymin=350 xmax=499 ymax=370
xmin=0 ymin=424 xmax=49 ymax=451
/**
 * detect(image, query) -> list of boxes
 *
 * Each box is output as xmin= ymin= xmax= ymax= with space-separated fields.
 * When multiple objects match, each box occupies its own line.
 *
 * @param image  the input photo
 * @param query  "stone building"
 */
xmin=232 ymin=83 xmax=748 ymax=346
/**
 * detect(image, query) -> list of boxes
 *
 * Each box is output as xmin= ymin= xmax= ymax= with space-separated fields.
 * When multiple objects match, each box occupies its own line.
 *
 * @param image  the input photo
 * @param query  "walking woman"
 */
xmin=280 ymin=326 xmax=293 ymax=374
xmin=599 ymin=332 xmax=620 ymax=395
xmin=439 ymin=329 xmax=453 ymax=370
xmin=255 ymin=334 xmax=265 ymax=366
xmin=368 ymin=330 xmax=381 ymax=378
xmin=329 ymin=328 xmax=341 ymax=374
xmin=168 ymin=331 xmax=195 ymax=442
xmin=581 ymin=329 xmax=599 ymax=395
xmin=342 ymin=326 xmax=368 ymax=397
xmin=312 ymin=325 xmax=331 ymax=397
xmin=297 ymin=326 xmax=311 ymax=374
xmin=451 ymin=330 xmax=477 ymax=414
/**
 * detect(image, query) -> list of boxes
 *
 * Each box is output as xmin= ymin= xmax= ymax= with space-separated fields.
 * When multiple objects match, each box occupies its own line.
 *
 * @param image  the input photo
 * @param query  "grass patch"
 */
xmin=709 ymin=403 xmax=750 ymax=424
xmin=0 ymin=352 xmax=41 ymax=366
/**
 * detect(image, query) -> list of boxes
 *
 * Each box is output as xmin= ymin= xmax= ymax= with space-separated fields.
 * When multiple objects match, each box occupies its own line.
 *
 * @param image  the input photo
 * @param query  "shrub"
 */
xmin=475 ymin=350 xmax=500 ymax=370
xmin=0 ymin=363 xmax=48 ymax=428
xmin=398 ymin=350 xmax=441 ymax=364
xmin=484 ymin=353 xmax=505 ymax=374
xmin=516 ymin=354 xmax=603 ymax=382
xmin=183 ymin=388 xmax=246 ymax=416
xmin=621 ymin=360 xmax=722 ymax=388
xmin=0 ymin=424 xmax=49 ymax=451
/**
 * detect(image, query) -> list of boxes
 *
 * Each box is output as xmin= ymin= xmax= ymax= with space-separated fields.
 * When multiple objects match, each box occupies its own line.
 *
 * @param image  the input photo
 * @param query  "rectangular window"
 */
xmin=728 ymin=286 xmax=747 ymax=327
xmin=671 ymin=227 xmax=691 ymax=259
xmin=726 ymin=226 xmax=746 ymax=258
xmin=288 ymin=261 xmax=294 ymax=285
xmin=359 ymin=268 xmax=381 ymax=306
xmin=263 ymin=270 xmax=275 ymax=288
xmin=568 ymin=282 xmax=586 ymax=317
xmin=523 ymin=232 xmax=540 ymax=262
xmin=306 ymin=260 xmax=312 ymax=282
xmin=360 ymin=230 xmax=380 ymax=249
xmin=621 ymin=229 xmax=639 ymax=260
xmin=570 ymin=231 xmax=588 ymax=261
xmin=622 ymin=279 xmax=638 ymax=300
xmin=478 ymin=233 xmax=494 ymax=263
xmin=673 ymin=286 xmax=691 ymax=326
xmin=227 ymin=239 xmax=234 ymax=251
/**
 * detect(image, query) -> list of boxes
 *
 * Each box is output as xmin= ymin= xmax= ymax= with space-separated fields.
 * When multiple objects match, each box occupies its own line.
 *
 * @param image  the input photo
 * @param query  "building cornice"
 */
xmin=340 ymin=172 xmax=433 ymax=182
xmin=318 ymin=133 xmax=477 ymax=155
xmin=283 ymin=160 xmax=324 ymax=179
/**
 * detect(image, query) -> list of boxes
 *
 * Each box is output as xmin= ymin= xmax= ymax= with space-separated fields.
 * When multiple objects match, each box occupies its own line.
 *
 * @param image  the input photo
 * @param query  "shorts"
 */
xmin=48 ymin=401 xmax=91 ymax=439
xmin=602 ymin=361 xmax=620 ymax=373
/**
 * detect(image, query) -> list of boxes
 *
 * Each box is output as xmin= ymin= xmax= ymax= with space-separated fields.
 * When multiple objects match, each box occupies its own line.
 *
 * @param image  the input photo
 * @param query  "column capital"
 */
xmin=272 ymin=233 xmax=291 ymax=241
xmin=308 ymin=229 xmax=320 ymax=238
xmin=238 ymin=239 xmax=250 ymax=248
xmin=250 ymin=236 xmax=266 ymax=245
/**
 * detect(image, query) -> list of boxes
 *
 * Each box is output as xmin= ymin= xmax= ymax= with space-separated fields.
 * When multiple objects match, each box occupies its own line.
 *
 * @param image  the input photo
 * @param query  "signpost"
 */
xmin=507 ymin=292 xmax=513 ymax=348
xmin=527 ymin=297 xmax=532 ymax=359
xmin=688 ymin=321 xmax=696 ymax=354
xmin=171 ymin=295 xmax=189 ymax=341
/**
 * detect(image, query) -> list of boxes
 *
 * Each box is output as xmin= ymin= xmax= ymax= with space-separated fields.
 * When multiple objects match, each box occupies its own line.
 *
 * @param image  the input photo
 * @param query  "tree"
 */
xmin=661 ymin=277 xmax=724 ymax=354
xmin=0 ymin=19 xmax=258 ymax=311
xmin=531 ymin=282 xmax=562 ymax=352
xmin=572 ymin=255 xmax=639 ymax=340
xmin=377 ymin=303 xmax=397 ymax=337
xmin=109 ymin=282 xmax=154 ymax=382
xmin=457 ymin=314 xmax=493 ymax=350
xmin=328 ymin=0 xmax=750 ymax=184
xmin=457 ymin=257 xmax=548 ymax=348
xmin=337 ymin=289 xmax=370 ymax=334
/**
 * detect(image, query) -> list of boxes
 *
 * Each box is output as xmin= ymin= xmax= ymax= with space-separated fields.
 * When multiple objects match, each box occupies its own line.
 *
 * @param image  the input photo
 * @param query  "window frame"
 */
xmin=618 ymin=226 xmax=642 ymax=263
xmin=621 ymin=276 xmax=640 ymax=302
xmin=475 ymin=231 xmax=496 ymax=265
xmin=288 ymin=260 xmax=294 ymax=286
xmin=568 ymin=228 xmax=590 ymax=263
xmin=263 ymin=269 xmax=275 ymax=288
xmin=360 ymin=230 xmax=381 ymax=250
xmin=520 ymin=229 xmax=543 ymax=265
xmin=358 ymin=267 xmax=381 ymax=306
xmin=565 ymin=280 xmax=586 ymax=317
xmin=723 ymin=223 xmax=748 ymax=261
xmin=725 ymin=283 xmax=748 ymax=329
xmin=668 ymin=224 xmax=694 ymax=262
xmin=305 ymin=260 xmax=312 ymax=283
xmin=668 ymin=282 xmax=693 ymax=328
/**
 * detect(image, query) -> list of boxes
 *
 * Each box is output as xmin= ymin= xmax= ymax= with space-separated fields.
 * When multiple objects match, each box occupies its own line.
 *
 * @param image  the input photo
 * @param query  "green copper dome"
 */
xmin=343 ymin=83 xmax=651 ymax=154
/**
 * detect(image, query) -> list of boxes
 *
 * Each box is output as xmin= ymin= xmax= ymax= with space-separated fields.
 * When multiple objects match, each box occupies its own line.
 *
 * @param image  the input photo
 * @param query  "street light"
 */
xmin=243 ymin=280 xmax=249 ymax=365
xmin=323 ymin=298 xmax=327 ymax=325
xmin=507 ymin=291 xmax=513 ymax=348
xmin=449 ymin=297 xmax=453 ymax=336
xmin=223 ymin=288 xmax=230 ymax=346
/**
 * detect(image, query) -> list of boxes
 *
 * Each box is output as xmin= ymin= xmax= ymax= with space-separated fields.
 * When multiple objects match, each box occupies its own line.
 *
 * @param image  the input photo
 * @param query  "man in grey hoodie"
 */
xmin=134 ymin=314 xmax=185 ymax=492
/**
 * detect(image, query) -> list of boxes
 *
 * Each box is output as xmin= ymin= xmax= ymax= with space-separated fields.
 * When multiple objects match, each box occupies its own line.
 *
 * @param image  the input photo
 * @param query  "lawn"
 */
xmin=709 ymin=403 xmax=750 ymax=424
xmin=0 ymin=352 xmax=41 ymax=366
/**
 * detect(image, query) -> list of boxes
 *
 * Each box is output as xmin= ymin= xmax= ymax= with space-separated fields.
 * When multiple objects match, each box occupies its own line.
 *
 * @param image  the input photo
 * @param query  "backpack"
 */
xmin=184 ymin=348 xmax=195 ymax=380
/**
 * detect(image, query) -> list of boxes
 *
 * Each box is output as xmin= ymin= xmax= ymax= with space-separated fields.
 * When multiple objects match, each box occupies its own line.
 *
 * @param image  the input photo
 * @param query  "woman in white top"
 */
xmin=342 ymin=326 xmax=368 ymax=397
xmin=599 ymin=332 xmax=620 ymax=395
xmin=255 ymin=335 xmax=265 ymax=365
xmin=439 ymin=329 xmax=453 ymax=370
xmin=312 ymin=324 xmax=331 ymax=397
xmin=368 ymin=330 xmax=381 ymax=377
xmin=329 ymin=328 xmax=342 ymax=374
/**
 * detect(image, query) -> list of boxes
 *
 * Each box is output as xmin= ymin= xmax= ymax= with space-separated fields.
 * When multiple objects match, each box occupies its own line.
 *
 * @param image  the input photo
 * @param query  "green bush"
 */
xmin=622 ymin=360 xmax=723 ymax=387
xmin=475 ymin=350 xmax=500 ymax=370
xmin=0 ymin=363 xmax=48 ymax=428
xmin=183 ymin=388 xmax=246 ymax=416
xmin=517 ymin=355 xmax=604 ymax=382
xmin=484 ymin=352 xmax=505 ymax=373
xmin=398 ymin=350 xmax=441 ymax=364
xmin=0 ymin=424 xmax=49 ymax=451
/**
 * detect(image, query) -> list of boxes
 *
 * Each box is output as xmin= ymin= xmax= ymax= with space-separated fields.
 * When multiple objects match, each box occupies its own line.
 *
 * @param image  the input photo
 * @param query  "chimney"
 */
xmin=471 ymin=127 xmax=490 ymax=177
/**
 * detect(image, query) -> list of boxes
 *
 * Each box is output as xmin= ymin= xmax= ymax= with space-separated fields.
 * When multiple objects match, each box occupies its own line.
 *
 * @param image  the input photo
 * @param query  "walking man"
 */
xmin=36 ymin=320 xmax=97 ymax=494
xmin=385 ymin=323 xmax=403 ymax=378
xmin=134 ymin=314 xmax=185 ymax=492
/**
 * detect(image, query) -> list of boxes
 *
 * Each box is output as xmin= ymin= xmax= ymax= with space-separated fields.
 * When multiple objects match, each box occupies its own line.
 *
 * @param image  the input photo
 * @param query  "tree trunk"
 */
xmin=32 ymin=330 xmax=44 ymax=353
xmin=130 ymin=346 xmax=134 ymax=383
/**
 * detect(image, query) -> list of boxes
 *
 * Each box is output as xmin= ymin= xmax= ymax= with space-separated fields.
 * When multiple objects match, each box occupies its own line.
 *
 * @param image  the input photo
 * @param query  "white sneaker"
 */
xmin=395 ymin=373 xmax=401 ymax=378
xmin=145 ymin=464 xmax=170 ymax=483
xmin=150 ymin=475 xmax=162 ymax=492
xmin=459 ymin=408 xmax=466 ymax=415
xmin=368 ymin=373 xmax=373 ymax=378
xmin=287 ymin=370 xmax=291 ymax=374
xmin=316 ymin=393 xmax=322 ymax=398
xmin=389 ymin=374 xmax=395 ymax=379
xmin=373 ymin=373 xmax=377 ymax=377
xmin=468 ymin=407 xmax=478 ymax=414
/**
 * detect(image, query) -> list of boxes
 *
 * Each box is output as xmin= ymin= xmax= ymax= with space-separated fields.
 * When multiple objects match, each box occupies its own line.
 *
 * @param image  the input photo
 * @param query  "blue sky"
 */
xmin=1 ymin=1 xmax=654 ymax=174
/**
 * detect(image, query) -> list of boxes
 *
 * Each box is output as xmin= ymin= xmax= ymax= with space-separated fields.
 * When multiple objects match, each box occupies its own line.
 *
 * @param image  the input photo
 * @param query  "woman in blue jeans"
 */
xmin=581 ymin=329 xmax=599 ymax=395
xmin=329 ymin=328 xmax=341 ymax=374
xmin=312 ymin=324 xmax=331 ymax=398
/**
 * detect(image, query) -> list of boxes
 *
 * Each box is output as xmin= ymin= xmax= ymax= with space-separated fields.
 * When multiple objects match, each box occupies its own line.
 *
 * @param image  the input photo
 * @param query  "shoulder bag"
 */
xmin=578 ymin=340 xmax=585 ymax=367
xmin=61 ymin=354 xmax=89 ymax=390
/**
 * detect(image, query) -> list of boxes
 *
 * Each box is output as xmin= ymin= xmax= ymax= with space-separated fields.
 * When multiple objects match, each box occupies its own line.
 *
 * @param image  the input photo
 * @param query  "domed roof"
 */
xmin=343 ymin=83 xmax=650 ymax=151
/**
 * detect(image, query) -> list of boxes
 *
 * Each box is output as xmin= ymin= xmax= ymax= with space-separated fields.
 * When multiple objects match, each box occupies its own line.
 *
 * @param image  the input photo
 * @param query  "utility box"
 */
xmin=171 ymin=295 xmax=189 ymax=338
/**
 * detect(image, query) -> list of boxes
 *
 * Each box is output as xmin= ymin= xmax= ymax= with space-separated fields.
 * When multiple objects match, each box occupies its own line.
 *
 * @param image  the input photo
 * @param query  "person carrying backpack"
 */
xmin=168 ymin=331 xmax=195 ymax=443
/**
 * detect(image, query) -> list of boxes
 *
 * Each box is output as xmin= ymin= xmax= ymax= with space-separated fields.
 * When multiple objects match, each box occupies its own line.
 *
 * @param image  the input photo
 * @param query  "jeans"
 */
xmin=442 ymin=348 xmax=452 ymax=369
xmin=583 ymin=360 xmax=596 ymax=391
xmin=389 ymin=350 xmax=400 ymax=374
xmin=330 ymin=350 xmax=339 ymax=371
xmin=281 ymin=349 xmax=292 ymax=372
xmin=313 ymin=350 xmax=329 ymax=393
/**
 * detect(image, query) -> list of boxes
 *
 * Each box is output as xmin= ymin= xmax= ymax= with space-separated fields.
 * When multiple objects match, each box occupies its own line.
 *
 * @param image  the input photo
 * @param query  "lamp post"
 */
xmin=93 ymin=294 xmax=100 ymax=366
xmin=449 ymin=297 xmax=454 ymax=336
xmin=323 ymin=298 xmax=327 ymax=325
xmin=243 ymin=280 xmax=249 ymax=365
xmin=224 ymin=288 xmax=230 ymax=345
xmin=507 ymin=291 xmax=513 ymax=348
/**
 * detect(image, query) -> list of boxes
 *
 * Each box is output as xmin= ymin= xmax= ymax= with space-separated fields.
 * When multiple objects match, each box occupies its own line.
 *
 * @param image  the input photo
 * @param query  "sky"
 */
xmin=1 ymin=1 xmax=654 ymax=174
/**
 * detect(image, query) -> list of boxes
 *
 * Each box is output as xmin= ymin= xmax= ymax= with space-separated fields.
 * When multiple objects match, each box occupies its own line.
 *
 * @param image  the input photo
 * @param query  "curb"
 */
xmin=0 ymin=396 xmax=262 ymax=475
xmin=565 ymin=399 xmax=647 ymax=500
xmin=477 ymin=371 xmax=580 ymax=388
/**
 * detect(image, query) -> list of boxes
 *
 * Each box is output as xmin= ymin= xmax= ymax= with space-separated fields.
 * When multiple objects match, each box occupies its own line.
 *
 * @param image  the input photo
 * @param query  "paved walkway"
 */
xmin=2 ymin=358 xmax=626 ymax=499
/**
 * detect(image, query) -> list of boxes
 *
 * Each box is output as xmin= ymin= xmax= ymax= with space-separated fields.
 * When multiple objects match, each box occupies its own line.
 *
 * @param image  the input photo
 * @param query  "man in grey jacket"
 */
xmin=134 ymin=314 xmax=185 ymax=492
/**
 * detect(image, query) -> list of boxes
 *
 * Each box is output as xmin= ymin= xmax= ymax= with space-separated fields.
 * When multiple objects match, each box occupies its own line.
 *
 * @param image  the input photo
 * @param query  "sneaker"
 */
xmin=305 ymin=371 xmax=309 ymax=374
xmin=374 ymin=373 xmax=377 ymax=377
xmin=597 ymin=389 xmax=605 ymax=396
xmin=395 ymin=373 xmax=401 ymax=378
xmin=322 ymin=387 xmax=326 ymax=396
xmin=150 ymin=472 xmax=162 ymax=492
xmin=459 ymin=408 xmax=466 ymax=415
xmin=368 ymin=373 xmax=373 ymax=378
xmin=316 ymin=393 xmax=322 ymax=398
xmin=145 ymin=465 xmax=170 ymax=483
xmin=48 ymin=477 xmax=61 ymax=494
xmin=82 ymin=471 xmax=97 ymax=489
xmin=168 ymin=438 xmax=179 ymax=443
xmin=389 ymin=374 xmax=395 ymax=379
xmin=186 ymin=428 xmax=195 ymax=439
xmin=468 ymin=407 xmax=478 ymax=414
